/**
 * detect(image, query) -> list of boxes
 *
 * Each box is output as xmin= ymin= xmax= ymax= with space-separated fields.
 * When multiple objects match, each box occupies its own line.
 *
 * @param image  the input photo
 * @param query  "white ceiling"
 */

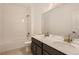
xmin=0 ymin=3 xmax=63 ymax=13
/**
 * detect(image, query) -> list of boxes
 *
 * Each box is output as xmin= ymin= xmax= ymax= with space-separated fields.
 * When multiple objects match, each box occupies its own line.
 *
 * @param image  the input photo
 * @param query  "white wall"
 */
xmin=31 ymin=3 xmax=54 ymax=34
xmin=0 ymin=5 xmax=3 ymax=42
xmin=31 ymin=5 xmax=42 ymax=34
xmin=0 ymin=4 xmax=29 ymax=52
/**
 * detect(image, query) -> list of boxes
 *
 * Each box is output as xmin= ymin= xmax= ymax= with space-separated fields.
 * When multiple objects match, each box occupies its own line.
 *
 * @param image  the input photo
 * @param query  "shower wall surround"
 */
xmin=0 ymin=4 xmax=30 ymax=52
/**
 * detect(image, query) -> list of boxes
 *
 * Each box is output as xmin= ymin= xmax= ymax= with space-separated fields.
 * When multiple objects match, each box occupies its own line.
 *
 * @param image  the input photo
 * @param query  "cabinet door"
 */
xmin=36 ymin=46 xmax=42 ymax=55
xmin=31 ymin=37 xmax=43 ymax=55
xmin=31 ymin=42 xmax=42 ymax=55
xmin=31 ymin=42 xmax=37 ymax=55
xmin=43 ymin=43 xmax=65 ymax=55
xmin=43 ymin=50 xmax=50 ymax=55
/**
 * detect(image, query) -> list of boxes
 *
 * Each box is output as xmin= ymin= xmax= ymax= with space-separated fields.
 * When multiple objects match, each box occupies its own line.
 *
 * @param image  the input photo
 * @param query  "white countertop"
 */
xmin=32 ymin=34 xmax=79 ymax=55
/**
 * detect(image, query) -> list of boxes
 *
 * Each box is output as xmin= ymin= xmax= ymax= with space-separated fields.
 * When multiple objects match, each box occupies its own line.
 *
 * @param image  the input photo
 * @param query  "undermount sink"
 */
xmin=56 ymin=41 xmax=79 ymax=48
xmin=52 ymin=41 xmax=77 ymax=49
xmin=51 ymin=41 xmax=79 ymax=55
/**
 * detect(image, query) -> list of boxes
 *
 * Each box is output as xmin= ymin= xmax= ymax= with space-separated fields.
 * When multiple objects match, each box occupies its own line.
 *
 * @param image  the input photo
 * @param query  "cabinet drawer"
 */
xmin=43 ymin=43 xmax=65 ymax=55
xmin=32 ymin=37 xmax=42 ymax=47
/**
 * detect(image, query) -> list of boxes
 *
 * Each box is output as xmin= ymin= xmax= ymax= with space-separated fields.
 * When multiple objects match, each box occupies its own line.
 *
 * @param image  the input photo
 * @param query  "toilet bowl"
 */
xmin=25 ymin=41 xmax=32 ymax=46
xmin=25 ymin=40 xmax=32 ymax=53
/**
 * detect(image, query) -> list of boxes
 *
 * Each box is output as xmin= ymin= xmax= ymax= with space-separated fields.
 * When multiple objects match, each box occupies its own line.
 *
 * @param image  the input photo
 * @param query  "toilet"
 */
xmin=25 ymin=36 xmax=32 ymax=54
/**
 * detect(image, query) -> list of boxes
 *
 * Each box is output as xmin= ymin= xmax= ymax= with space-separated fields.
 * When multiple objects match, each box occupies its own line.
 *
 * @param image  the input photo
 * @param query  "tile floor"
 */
xmin=0 ymin=46 xmax=32 ymax=55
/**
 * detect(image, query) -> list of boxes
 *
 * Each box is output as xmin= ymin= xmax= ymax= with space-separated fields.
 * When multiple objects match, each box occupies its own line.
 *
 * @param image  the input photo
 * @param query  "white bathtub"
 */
xmin=0 ymin=38 xmax=25 ymax=53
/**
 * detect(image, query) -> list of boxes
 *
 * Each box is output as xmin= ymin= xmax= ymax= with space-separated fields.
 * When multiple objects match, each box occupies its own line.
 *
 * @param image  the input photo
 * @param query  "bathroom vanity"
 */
xmin=31 ymin=37 xmax=65 ymax=55
xmin=31 ymin=34 xmax=79 ymax=55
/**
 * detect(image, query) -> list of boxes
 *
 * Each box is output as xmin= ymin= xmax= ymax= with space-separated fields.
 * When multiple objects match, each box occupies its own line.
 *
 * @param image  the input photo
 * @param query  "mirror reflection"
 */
xmin=42 ymin=3 xmax=79 ymax=39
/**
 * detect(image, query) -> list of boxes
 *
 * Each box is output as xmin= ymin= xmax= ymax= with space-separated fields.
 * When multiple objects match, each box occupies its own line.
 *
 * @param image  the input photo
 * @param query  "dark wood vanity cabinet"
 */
xmin=43 ymin=50 xmax=50 ymax=55
xmin=31 ymin=42 xmax=37 ymax=54
xmin=31 ymin=37 xmax=42 ymax=55
xmin=43 ymin=43 xmax=66 ymax=55
xmin=31 ymin=37 xmax=66 ymax=55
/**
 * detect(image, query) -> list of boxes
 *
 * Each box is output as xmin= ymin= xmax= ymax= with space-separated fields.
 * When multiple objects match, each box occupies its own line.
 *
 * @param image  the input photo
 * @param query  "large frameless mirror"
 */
xmin=42 ymin=3 xmax=79 ymax=39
